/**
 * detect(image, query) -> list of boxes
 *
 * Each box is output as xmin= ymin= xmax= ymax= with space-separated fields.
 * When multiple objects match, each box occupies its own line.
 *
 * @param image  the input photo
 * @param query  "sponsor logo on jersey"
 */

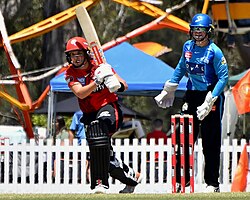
xmin=77 ymin=77 xmax=86 ymax=85
xmin=65 ymin=76 xmax=74 ymax=83
xmin=185 ymin=51 xmax=192 ymax=59
xmin=221 ymin=56 xmax=227 ymax=65
xmin=186 ymin=62 xmax=204 ymax=75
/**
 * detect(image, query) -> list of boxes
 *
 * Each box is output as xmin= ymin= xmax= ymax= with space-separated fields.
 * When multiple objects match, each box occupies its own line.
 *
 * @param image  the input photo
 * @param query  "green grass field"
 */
xmin=0 ymin=193 xmax=250 ymax=200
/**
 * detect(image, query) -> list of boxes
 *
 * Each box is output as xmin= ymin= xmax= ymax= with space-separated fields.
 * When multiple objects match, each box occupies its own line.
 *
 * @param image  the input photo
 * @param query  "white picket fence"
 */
xmin=0 ymin=138 xmax=249 ymax=194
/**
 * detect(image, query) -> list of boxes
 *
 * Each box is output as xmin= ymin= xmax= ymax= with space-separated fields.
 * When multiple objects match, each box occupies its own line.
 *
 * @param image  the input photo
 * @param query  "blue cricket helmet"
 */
xmin=190 ymin=13 xmax=213 ymax=28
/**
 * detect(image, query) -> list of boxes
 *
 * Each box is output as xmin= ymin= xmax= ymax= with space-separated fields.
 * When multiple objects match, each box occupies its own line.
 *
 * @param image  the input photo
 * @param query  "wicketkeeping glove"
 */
xmin=94 ymin=63 xmax=114 ymax=85
xmin=154 ymin=80 xmax=178 ymax=108
xmin=104 ymin=75 xmax=121 ymax=93
xmin=196 ymin=91 xmax=218 ymax=121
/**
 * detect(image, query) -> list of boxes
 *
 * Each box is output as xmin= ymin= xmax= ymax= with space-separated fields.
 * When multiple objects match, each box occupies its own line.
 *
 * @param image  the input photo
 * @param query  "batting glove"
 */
xmin=104 ymin=75 xmax=121 ymax=93
xmin=94 ymin=63 xmax=114 ymax=85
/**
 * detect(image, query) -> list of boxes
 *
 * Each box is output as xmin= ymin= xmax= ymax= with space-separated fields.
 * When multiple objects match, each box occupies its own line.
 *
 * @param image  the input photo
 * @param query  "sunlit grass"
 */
xmin=0 ymin=193 xmax=250 ymax=200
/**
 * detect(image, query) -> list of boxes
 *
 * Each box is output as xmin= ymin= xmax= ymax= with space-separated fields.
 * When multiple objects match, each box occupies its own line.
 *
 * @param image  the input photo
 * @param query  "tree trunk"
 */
xmin=42 ymin=0 xmax=68 ymax=67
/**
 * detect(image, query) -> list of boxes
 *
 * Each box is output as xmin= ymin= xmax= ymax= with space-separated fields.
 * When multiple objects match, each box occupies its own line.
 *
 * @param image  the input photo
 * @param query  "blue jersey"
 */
xmin=170 ymin=40 xmax=228 ymax=97
xmin=70 ymin=110 xmax=86 ymax=144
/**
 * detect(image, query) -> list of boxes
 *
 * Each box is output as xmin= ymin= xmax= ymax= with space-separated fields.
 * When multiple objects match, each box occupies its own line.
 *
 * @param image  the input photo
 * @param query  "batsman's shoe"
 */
xmin=204 ymin=185 xmax=220 ymax=193
xmin=92 ymin=184 xmax=108 ymax=194
xmin=136 ymin=172 xmax=143 ymax=183
xmin=119 ymin=185 xmax=135 ymax=193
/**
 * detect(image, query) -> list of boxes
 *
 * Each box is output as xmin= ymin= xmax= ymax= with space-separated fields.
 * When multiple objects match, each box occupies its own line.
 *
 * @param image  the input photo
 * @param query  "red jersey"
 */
xmin=146 ymin=130 xmax=167 ymax=160
xmin=65 ymin=62 xmax=118 ymax=113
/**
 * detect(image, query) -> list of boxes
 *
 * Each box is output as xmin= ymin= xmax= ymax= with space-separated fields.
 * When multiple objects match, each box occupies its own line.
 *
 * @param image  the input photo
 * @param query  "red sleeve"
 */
xmin=65 ymin=73 xmax=78 ymax=88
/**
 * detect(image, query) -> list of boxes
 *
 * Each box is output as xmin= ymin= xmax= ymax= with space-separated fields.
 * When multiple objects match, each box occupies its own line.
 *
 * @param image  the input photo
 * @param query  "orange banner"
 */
xmin=231 ymin=144 xmax=249 ymax=192
xmin=232 ymin=70 xmax=250 ymax=115
xmin=133 ymin=42 xmax=172 ymax=57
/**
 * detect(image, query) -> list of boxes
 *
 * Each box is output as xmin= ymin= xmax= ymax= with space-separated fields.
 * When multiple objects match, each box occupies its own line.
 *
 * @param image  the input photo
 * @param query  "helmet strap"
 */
xmin=66 ymin=52 xmax=71 ymax=64
xmin=72 ymin=57 xmax=88 ymax=69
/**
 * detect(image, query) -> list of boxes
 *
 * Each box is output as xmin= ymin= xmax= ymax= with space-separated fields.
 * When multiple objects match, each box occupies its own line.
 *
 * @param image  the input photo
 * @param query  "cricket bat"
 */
xmin=75 ymin=6 xmax=106 ymax=65
xmin=75 ymin=6 xmax=121 ymax=93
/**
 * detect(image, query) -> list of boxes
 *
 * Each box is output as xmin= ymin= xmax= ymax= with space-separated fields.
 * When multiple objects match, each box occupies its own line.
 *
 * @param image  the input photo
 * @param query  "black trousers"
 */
xmin=81 ymin=102 xmax=123 ymax=134
xmin=81 ymin=102 xmax=137 ymax=187
xmin=178 ymin=90 xmax=224 ymax=187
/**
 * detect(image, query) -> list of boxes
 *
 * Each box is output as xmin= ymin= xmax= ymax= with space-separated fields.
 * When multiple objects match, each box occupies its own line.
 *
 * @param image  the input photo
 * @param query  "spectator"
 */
xmin=146 ymin=119 xmax=167 ymax=146
xmin=51 ymin=116 xmax=74 ymax=182
xmin=69 ymin=110 xmax=86 ymax=145
xmin=69 ymin=110 xmax=91 ymax=183
xmin=53 ymin=115 xmax=73 ymax=145
xmin=146 ymin=119 xmax=167 ymax=182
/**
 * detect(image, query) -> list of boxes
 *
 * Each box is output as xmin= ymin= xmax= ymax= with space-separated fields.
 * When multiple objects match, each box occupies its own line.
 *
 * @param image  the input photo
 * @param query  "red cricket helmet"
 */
xmin=65 ymin=37 xmax=89 ymax=53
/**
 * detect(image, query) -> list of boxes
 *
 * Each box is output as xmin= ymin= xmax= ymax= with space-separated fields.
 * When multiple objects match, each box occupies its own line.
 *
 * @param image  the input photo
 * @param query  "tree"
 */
xmin=0 ymin=0 xmax=44 ymax=124
xmin=0 ymin=0 xmax=247 ymax=134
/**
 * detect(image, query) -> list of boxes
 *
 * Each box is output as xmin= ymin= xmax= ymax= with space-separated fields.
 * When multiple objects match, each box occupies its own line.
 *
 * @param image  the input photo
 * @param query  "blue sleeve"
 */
xmin=211 ymin=48 xmax=228 ymax=97
xmin=170 ymin=44 xmax=187 ymax=84
xmin=70 ymin=114 xmax=78 ymax=131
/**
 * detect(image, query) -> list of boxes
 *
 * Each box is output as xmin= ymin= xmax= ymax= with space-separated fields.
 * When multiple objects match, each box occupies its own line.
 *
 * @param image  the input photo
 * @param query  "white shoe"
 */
xmin=92 ymin=184 xmax=108 ymax=194
xmin=119 ymin=185 xmax=135 ymax=193
xmin=204 ymin=185 xmax=220 ymax=193
xmin=136 ymin=172 xmax=143 ymax=183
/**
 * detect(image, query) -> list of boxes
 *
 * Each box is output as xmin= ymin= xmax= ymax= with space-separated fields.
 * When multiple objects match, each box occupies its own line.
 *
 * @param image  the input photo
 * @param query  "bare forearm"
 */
xmin=71 ymin=82 xmax=97 ymax=99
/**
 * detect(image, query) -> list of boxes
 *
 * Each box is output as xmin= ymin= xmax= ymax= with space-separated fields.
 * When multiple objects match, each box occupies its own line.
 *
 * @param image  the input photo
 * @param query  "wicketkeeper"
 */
xmin=155 ymin=14 xmax=228 ymax=193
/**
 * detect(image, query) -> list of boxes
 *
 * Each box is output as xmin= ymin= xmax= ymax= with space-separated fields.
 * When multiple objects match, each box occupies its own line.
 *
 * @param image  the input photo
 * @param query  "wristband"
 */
xmin=117 ymin=82 xmax=125 ymax=92
xmin=94 ymin=78 xmax=102 ymax=85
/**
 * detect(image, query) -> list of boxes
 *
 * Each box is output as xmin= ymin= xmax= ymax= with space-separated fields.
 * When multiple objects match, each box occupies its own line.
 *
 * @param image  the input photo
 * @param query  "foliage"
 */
xmin=31 ymin=114 xmax=72 ymax=129
xmin=31 ymin=114 xmax=47 ymax=127
xmin=0 ymin=0 xmax=44 ymax=99
xmin=0 ymin=0 xmax=248 ymax=138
